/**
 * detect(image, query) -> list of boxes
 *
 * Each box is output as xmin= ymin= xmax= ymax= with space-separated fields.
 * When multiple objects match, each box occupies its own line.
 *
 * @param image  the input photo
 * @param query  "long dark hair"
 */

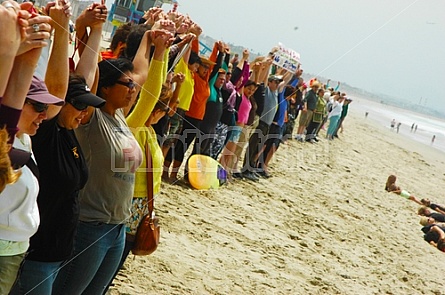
xmin=97 ymin=58 xmax=134 ymax=97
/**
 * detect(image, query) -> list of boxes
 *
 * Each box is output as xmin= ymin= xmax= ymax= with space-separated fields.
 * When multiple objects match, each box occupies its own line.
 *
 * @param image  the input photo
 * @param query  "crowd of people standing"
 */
xmin=0 ymin=1 xmax=357 ymax=294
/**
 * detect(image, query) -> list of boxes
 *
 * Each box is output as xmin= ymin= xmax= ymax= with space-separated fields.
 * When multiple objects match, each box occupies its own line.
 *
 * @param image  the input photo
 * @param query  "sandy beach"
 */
xmin=109 ymin=100 xmax=445 ymax=295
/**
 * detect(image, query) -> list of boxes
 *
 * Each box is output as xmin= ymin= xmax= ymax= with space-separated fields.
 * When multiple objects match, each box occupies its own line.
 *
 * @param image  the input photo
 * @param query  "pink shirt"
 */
xmin=237 ymin=94 xmax=252 ymax=125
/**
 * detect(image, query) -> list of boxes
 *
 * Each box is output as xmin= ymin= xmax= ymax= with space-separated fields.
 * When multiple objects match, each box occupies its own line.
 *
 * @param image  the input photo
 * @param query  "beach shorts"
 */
xmin=164 ymin=109 xmax=186 ymax=147
xmin=400 ymin=190 xmax=411 ymax=199
xmin=298 ymin=110 xmax=314 ymax=127
xmin=227 ymin=125 xmax=242 ymax=142
xmin=265 ymin=123 xmax=283 ymax=147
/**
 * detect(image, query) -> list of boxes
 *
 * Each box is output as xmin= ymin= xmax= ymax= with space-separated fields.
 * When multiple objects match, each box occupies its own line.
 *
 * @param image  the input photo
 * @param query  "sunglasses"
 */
xmin=115 ymin=80 xmax=136 ymax=90
xmin=26 ymin=99 xmax=49 ymax=113
xmin=68 ymin=98 xmax=89 ymax=111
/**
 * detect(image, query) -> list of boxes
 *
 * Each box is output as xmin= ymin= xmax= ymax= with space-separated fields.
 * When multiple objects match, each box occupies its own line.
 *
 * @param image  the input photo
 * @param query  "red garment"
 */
xmin=100 ymin=51 xmax=117 ymax=60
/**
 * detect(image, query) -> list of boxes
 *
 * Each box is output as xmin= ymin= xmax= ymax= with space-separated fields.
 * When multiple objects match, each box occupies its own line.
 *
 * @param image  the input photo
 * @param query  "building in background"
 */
xmin=107 ymin=0 xmax=176 ymax=35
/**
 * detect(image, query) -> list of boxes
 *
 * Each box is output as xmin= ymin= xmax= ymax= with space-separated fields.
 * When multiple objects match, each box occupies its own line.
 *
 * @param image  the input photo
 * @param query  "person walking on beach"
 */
xmin=414 ymin=124 xmax=418 ymax=133
xmin=411 ymin=123 xmax=415 ymax=132
xmin=396 ymin=122 xmax=401 ymax=133
xmin=431 ymin=135 xmax=435 ymax=144
xmin=390 ymin=119 xmax=396 ymax=130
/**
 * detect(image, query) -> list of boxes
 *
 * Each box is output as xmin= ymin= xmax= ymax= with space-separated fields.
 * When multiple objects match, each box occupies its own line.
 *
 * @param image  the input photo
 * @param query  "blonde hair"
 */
xmin=0 ymin=128 xmax=21 ymax=193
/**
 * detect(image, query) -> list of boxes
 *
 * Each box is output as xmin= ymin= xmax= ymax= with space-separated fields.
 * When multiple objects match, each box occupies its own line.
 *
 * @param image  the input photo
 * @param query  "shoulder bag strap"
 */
xmin=145 ymin=142 xmax=154 ymax=217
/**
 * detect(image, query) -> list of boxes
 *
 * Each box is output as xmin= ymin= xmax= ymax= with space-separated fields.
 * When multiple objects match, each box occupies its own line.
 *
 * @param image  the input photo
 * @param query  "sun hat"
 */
xmin=27 ymin=76 xmax=64 ymax=106
xmin=199 ymin=56 xmax=216 ymax=66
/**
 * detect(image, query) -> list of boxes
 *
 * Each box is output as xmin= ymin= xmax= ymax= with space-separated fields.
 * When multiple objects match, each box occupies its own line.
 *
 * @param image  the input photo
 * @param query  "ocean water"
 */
xmin=349 ymin=96 xmax=445 ymax=154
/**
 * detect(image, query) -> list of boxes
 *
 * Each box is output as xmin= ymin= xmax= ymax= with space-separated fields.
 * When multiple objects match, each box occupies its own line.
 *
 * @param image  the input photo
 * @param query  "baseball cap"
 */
xmin=27 ymin=76 xmax=64 ymax=106
xmin=66 ymin=83 xmax=105 ymax=109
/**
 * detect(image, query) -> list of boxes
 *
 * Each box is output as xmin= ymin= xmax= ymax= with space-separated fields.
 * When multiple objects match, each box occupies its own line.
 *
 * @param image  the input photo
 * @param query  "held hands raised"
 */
xmin=77 ymin=2 xmax=107 ymax=29
xmin=143 ymin=7 xmax=163 ymax=26
xmin=0 ymin=1 xmax=30 ymax=56
xmin=16 ymin=13 xmax=52 ymax=56
xmin=152 ymin=18 xmax=176 ymax=34
xmin=242 ymin=49 xmax=249 ymax=60
xmin=45 ymin=0 xmax=71 ymax=31
xmin=149 ymin=29 xmax=175 ymax=49
xmin=172 ymin=72 xmax=185 ymax=85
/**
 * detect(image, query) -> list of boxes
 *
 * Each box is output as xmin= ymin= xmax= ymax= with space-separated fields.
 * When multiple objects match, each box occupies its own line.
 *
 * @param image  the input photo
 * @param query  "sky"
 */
xmin=172 ymin=0 xmax=444 ymax=112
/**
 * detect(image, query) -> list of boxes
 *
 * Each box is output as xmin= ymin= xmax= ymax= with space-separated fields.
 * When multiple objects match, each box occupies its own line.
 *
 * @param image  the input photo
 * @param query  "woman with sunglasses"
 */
xmin=105 ymin=85 xmax=172 ymax=291
xmin=11 ymin=77 xmax=105 ymax=295
xmin=53 ymin=29 xmax=172 ymax=295
xmin=0 ymin=2 xmax=56 ymax=292
xmin=9 ymin=4 xmax=107 ymax=294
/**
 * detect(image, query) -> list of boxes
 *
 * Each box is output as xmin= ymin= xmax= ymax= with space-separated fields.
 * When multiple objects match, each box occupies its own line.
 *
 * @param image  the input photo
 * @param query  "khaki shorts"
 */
xmin=299 ymin=110 xmax=314 ymax=127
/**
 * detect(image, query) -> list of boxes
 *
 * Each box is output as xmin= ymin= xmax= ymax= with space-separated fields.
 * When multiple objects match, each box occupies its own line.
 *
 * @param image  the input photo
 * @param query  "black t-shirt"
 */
xmin=430 ymin=213 xmax=445 ymax=222
xmin=254 ymin=84 xmax=265 ymax=117
xmin=28 ymin=116 xmax=88 ymax=262
xmin=422 ymin=224 xmax=445 ymax=243
xmin=430 ymin=203 xmax=445 ymax=212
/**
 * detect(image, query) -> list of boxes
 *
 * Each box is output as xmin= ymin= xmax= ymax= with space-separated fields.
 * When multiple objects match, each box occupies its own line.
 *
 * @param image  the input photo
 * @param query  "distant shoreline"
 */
xmin=347 ymin=96 xmax=445 ymax=158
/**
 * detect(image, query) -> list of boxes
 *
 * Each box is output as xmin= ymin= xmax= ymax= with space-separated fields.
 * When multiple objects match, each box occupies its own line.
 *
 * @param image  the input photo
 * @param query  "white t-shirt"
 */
xmin=328 ymin=100 xmax=344 ymax=118
xmin=0 ymin=134 xmax=40 ymax=253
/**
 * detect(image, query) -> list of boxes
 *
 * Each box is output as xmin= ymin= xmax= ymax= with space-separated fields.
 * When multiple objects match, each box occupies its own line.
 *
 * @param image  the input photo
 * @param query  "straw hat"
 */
xmin=200 ymin=57 xmax=216 ymax=66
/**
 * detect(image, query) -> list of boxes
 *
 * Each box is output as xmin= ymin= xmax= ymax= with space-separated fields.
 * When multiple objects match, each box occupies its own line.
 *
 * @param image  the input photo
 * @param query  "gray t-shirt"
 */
xmin=75 ymin=109 xmax=142 ymax=224
xmin=260 ymin=87 xmax=278 ymax=125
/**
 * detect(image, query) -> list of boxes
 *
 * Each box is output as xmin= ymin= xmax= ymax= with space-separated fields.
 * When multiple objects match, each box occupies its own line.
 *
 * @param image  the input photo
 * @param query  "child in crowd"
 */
xmin=385 ymin=175 xmax=423 ymax=205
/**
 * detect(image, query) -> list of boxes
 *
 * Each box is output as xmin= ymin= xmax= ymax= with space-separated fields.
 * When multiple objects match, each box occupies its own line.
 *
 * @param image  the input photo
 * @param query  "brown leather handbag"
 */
xmin=132 ymin=142 xmax=160 ymax=256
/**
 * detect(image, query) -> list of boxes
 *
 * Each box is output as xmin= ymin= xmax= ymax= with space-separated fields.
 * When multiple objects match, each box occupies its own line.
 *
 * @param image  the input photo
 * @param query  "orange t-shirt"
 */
xmin=185 ymin=41 xmax=219 ymax=120
xmin=185 ymin=74 xmax=211 ymax=120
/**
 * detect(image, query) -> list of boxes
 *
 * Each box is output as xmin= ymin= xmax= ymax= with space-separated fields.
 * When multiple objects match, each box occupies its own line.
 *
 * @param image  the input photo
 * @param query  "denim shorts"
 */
xmin=227 ymin=125 xmax=242 ymax=142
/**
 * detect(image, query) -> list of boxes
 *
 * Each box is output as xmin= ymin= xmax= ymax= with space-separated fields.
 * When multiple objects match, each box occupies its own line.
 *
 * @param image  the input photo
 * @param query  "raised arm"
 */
xmin=0 ymin=2 xmax=29 ymax=96
xmin=126 ymin=30 xmax=172 ymax=128
xmin=259 ymin=58 xmax=273 ymax=85
xmin=74 ymin=3 xmax=106 ymax=87
xmin=168 ymin=72 xmax=184 ymax=112
xmin=0 ymin=1 xmax=31 ymax=135
xmin=278 ymin=71 xmax=293 ymax=93
xmin=75 ymin=4 xmax=107 ymax=125
xmin=44 ymin=0 xmax=71 ymax=120
xmin=2 ymin=25 xmax=48 ymax=137
xmin=75 ymin=2 xmax=107 ymax=57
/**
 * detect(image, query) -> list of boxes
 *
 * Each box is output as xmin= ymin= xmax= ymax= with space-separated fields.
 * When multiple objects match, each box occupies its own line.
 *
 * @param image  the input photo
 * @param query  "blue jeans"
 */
xmin=10 ymin=260 xmax=63 ymax=295
xmin=52 ymin=221 xmax=125 ymax=295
